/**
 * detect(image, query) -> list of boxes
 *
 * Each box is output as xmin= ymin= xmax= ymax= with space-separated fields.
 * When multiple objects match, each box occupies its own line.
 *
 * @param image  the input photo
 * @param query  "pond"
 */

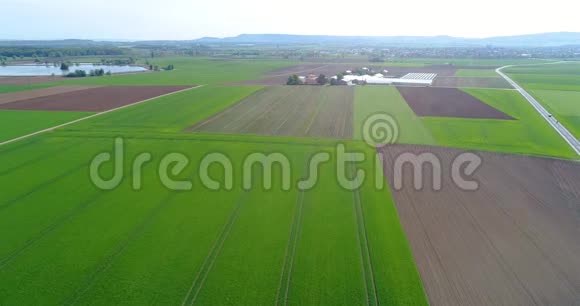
xmin=0 ymin=64 xmax=147 ymax=76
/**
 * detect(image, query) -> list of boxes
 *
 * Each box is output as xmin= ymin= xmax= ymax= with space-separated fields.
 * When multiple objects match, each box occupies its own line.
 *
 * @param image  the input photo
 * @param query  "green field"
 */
xmin=354 ymin=86 xmax=435 ymax=145
xmin=531 ymin=89 xmax=580 ymax=138
xmin=1 ymin=57 xmax=578 ymax=305
xmin=190 ymin=86 xmax=354 ymax=139
xmin=46 ymin=58 xmax=297 ymax=86
xmin=0 ymin=73 xmax=427 ymax=305
xmin=508 ymin=74 xmax=580 ymax=91
xmin=0 ymin=110 xmax=92 ymax=142
xmin=455 ymin=69 xmax=501 ymax=78
xmin=354 ymin=86 xmax=576 ymax=159
xmin=506 ymin=62 xmax=580 ymax=139
xmin=504 ymin=62 xmax=580 ymax=76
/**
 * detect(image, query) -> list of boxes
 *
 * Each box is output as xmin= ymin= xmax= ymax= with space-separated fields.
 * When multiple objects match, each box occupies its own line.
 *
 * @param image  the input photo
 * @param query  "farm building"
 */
xmin=333 ymin=72 xmax=437 ymax=86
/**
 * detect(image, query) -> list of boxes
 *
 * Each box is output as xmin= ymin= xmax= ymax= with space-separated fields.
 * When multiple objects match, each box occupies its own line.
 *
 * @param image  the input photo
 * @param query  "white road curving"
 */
xmin=496 ymin=65 xmax=580 ymax=156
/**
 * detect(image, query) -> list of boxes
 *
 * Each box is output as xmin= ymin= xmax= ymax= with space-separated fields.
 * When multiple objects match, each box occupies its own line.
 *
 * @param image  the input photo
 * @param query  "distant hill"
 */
xmin=193 ymin=32 xmax=580 ymax=47
xmin=2 ymin=32 xmax=579 ymax=48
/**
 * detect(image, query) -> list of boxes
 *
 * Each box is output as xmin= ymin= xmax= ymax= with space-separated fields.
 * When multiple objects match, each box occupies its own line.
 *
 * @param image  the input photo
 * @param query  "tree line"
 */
xmin=0 ymin=47 xmax=126 ymax=58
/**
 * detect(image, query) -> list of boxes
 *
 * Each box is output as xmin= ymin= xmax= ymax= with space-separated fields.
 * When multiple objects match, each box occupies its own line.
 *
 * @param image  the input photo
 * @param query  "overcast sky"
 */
xmin=3 ymin=0 xmax=579 ymax=40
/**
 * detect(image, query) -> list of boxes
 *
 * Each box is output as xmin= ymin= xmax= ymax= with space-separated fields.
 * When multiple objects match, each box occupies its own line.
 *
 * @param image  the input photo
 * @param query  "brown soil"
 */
xmin=397 ymin=86 xmax=514 ymax=119
xmin=0 ymin=86 xmax=192 ymax=112
xmin=0 ymin=86 xmax=101 ymax=105
xmin=433 ymin=77 xmax=513 ymax=89
xmin=378 ymin=144 xmax=580 ymax=305
xmin=0 ymin=76 xmax=63 ymax=85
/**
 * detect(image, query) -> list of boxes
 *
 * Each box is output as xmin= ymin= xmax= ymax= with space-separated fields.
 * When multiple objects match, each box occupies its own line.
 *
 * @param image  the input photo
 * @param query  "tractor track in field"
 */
xmin=0 ymin=162 xmax=87 ymax=212
xmin=0 ymin=138 xmax=87 ymax=176
xmin=181 ymin=192 xmax=247 ymax=306
xmin=351 ymin=164 xmax=379 ymax=306
xmin=64 ymin=192 xmax=177 ymax=305
xmin=275 ymin=156 xmax=309 ymax=306
xmin=0 ymin=191 xmax=106 ymax=271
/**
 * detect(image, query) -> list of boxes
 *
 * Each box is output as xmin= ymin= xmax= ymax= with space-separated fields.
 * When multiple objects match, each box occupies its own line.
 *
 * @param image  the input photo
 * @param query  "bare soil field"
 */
xmin=0 ymin=76 xmax=62 ymax=85
xmin=0 ymin=86 xmax=101 ymax=105
xmin=0 ymin=86 xmax=192 ymax=112
xmin=188 ymin=86 xmax=353 ymax=139
xmin=378 ymin=144 xmax=580 ymax=306
xmin=397 ymin=86 xmax=514 ymax=119
xmin=433 ymin=77 xmax=512 ymax=89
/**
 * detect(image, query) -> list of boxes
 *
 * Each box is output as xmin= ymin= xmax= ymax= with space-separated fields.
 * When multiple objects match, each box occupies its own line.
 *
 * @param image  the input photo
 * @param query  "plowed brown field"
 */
xmin=378 ymin=144 xmax=580 ymax=305
xmin=0 ymin=86 xmax=192 ymax=112
xmin=397 ymin=86 xmax=514 ymax=119
xmin=0 ymin=86 xmax=101 ymax=105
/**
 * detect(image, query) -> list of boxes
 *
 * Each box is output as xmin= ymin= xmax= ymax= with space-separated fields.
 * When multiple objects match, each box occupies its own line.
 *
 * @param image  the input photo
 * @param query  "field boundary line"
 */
xmin=181 ymin=192 xmax=246 ymax=306
xmin=350 ymin=164 xmax=379 ymax=306
xmin=497 ymin=65 xmax=580 ymax=156
xmin=0 ymin=85 xmax=204 ymax=147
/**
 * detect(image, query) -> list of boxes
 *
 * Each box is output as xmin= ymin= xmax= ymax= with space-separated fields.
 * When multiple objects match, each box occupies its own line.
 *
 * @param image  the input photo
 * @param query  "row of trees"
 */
xmin=0 ymin=47 xmax=126 ymax=58
xmin=99 ymin=57 xmax=136 ymax=65
xmin=64 ymin=69 xmax=111 ymax=78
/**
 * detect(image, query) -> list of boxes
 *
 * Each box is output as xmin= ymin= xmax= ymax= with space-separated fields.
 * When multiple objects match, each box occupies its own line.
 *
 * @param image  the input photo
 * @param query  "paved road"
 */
xmin=497 ymin=65 xmax=580 ymax=156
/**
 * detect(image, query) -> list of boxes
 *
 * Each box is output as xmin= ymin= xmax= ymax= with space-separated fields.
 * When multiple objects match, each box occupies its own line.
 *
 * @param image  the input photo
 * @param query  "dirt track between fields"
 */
xmin=379 ymin=144 xmax=580 ymax=305
xmin=0 ymin=86 xmax=192 ymax=112
xmin=397 ymin=86 xmax=514 ymax=119
xmin=0 ymin=86 xmax=101 ymax=105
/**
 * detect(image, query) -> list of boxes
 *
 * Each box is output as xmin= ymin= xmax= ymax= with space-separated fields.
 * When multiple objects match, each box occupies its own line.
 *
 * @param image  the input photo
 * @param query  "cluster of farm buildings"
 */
xmin=299 ymin=67 xmax=437 ymax=86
